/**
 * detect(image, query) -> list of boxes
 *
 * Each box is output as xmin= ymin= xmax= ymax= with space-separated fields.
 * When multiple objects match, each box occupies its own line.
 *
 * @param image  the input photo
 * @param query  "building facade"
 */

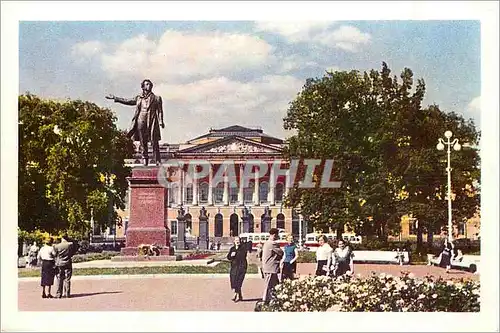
xmin=119 ymin=125 xmax=311 ymax=242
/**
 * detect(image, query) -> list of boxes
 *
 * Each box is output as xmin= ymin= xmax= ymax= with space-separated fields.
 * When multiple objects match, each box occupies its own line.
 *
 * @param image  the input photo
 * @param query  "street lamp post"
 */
xmin=437 ymin=130 xmax=461 ymax=243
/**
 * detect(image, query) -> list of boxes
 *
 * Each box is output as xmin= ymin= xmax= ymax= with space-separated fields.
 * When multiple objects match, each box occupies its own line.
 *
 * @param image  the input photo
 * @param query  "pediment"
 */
xmin=179 ymin=136 xmax=282 ymax=154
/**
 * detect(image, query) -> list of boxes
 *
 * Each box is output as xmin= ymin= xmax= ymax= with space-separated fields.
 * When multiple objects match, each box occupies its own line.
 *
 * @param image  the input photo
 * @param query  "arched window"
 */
xmin=276 ymin=213 xmax=285 ymax=230
xmin=199 ymin=182 xmax=209 ymax=204
xmin=261 ymin=213 xmax=271 ymax=233
xmin=171 ymin=220 xmax=178 ymax=235
xmin=244 ymin=181 xmax=254 ymax=204
xmin=215 ymin=213 xmax=223 ymax=237
xmin=230 ymin=213 xmax=239 ymax=236
xmin=259 ymin=181 xmax=269 ymax=204
xmin=185 ymin=213 xmax=192 ymax=230
xmin=248 ymin=214 xmax=254 ymax=233
xmin=185 ymin=183 xmax=193 ymax=203
xmin=275 ymin=183 xmax=284 ymax=203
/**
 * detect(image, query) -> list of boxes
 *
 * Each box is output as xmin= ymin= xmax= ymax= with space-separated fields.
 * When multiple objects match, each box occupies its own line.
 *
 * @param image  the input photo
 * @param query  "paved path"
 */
xmin=18 ymin=263 xmax=477 ymax=311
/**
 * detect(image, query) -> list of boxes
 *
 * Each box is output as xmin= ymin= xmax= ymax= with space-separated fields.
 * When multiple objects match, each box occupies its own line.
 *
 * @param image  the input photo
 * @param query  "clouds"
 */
xmin=468 ymin=96 xmax=481 ymax=113
xmin=93 ymin=30 xmax=275 ymax=81
xmin=71 ymin=40 xmax=104 ymax=59
xmin=254 ymin=21 xmax=371 ymax=52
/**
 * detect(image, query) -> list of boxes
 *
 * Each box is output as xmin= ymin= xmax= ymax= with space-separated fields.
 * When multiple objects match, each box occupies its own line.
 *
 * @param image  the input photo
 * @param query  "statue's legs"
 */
xmin=152 ymin=139 xmax=161 ymax=165
xmin=137 ymin=113 xmax=149 ymax=165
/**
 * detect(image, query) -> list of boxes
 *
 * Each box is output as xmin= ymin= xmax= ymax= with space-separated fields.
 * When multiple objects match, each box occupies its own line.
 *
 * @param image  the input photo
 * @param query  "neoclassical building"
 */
xmin=118 ymin=125 xmax=311 ymax=242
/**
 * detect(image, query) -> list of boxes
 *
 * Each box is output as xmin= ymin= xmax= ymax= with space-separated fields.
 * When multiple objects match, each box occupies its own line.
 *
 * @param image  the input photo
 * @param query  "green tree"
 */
xmin=283 ymin=63 xmax=480 ymax=243
xmin=18 ymin=94 xmax=134 ymax=237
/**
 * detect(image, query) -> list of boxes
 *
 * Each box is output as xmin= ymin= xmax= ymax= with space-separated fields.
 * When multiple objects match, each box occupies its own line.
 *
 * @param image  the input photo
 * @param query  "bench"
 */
xmin=352 ymin=250 xmax=410 ymax=265
xmin=427 ymin=254 xmax=480 ymax=273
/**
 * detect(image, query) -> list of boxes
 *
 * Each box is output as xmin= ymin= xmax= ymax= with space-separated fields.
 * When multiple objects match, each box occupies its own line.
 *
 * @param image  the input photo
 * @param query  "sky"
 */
xmin=19 ymin=20 xmax=481 ymax=144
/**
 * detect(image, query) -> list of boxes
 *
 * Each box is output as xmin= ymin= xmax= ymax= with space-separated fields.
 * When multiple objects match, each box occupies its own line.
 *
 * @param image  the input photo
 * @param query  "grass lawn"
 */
xmin=18 ymin=262 xmax=258 ymax=278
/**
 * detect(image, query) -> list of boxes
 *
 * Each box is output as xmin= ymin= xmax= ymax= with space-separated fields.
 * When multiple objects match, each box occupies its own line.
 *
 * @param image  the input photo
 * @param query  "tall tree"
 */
xmin=18 ymin=94 xmax=134 ymax=236
xmin=283 ymin=63 xmax=480 ymax=242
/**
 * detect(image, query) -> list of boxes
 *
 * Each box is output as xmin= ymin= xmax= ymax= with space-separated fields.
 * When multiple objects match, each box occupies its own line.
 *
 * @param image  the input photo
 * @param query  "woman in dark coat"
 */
xmin=439 ymin=239 xmax=454 ymax=273
xmin=227 ymin=236 xmax=251 ymax=302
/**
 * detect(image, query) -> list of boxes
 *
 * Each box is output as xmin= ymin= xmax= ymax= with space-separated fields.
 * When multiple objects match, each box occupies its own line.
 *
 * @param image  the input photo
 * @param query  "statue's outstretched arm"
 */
xmin=105 ymin=94 xmax=137 ymax=106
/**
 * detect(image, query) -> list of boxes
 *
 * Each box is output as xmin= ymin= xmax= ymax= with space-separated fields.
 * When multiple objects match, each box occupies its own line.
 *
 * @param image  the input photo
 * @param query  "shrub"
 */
xmin=296 ymin=250 xmax=316 ymax=263
xmin=262 ymin=272 xmax=479 ymax=312
xmin=72 ymin=251 xmax=120 ymax=263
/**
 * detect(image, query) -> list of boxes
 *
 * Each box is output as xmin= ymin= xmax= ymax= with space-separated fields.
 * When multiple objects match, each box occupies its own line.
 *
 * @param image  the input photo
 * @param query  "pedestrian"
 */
xmin=54 ymin=234 xmax=78 ymax=298
xmin=315 ymin=235 xmax=332 ymax=276
xmin=217 ymin=241 xmax=221 ymax=251
xmin=280 ymin=235 xmax=298 ymax=280
xmin=37 ymin=237 xmax=56 ymax=298
xmin=27 ymin=241 xmax=40 ymax=269
xmin=256 ymin=242 xmax=264 ymax=279
xmin=261 ymin=228 xmax=283 ymax=304
xmin=331 ymin=239 xmax=354 ymax=277
xmin=439 ymin=238 xmax=454 ymax=273
xmin=227 ymin=236 xmax=252 ymax=302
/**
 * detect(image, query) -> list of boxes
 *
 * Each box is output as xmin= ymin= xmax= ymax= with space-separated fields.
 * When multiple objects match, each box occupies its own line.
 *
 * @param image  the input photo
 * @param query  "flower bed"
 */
xmin=184 ymin=251 xmax=213 ymax=260
xmin=72 ymin=251 xmax=120 ymax=263
xmin=262 ymin=272 xmax=480 ymax=312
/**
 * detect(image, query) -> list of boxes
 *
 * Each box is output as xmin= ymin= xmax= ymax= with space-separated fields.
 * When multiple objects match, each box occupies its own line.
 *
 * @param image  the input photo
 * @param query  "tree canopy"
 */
xmin=283 ymin=62 xmax=480 ymax=242
xmin=18 ymin=94 xmax=134 ymax=237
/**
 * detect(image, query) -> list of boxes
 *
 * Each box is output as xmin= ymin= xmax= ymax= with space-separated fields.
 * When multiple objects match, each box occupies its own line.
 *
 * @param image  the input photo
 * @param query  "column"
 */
xmin=207 ymin=164 xmax=213 ymax=205
xmin=223 ymin=172 xmax=229 ymax=206
xmin=192 ymin=175 xmax=198 ymax=205
xmin=268 ymin=164 xmax=275 ymax=205
xmin=253 ymin=168 xmax=259 ymax=205
xmin=238 ymin=164 xmax=244 ymax=205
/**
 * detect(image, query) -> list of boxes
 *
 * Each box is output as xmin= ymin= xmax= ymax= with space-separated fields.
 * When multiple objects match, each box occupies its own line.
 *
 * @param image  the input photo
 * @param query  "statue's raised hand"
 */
xmin=105 ymin=94 xmax=115 ymax=100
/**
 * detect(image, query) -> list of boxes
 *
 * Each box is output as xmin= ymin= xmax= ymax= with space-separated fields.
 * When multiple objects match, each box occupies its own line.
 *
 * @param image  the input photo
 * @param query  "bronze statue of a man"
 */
xmin=106 ymin=79 xmax=165 ymax=166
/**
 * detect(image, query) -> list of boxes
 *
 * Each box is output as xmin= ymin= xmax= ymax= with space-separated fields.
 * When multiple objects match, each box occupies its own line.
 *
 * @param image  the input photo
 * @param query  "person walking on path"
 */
xmin=27 ymin=241 xmax=39 ymax=269
xmin=38 ymin=238 xmax=56 ymax=298
xmin=331 ymin=239 xmax=354 ymax=277
xmin=315 ymin=235 xmax=332 ymax=276
xmin=261 ymin=228 xmax=283 ymax=304
xmin=280 ymin=235 xmax=298 ymax=281
xmin=54 ymin=235 xmax=78 ymax=298
xmin=226 ymin=236 xmax=252 ymax=302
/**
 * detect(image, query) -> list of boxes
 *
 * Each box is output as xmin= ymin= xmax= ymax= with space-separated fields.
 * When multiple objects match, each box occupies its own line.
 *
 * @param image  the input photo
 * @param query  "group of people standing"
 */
xmin=315 ymin=235 xmax=354 ymax=277
xmin=226 ymin=228 xmax=290 ymax=305
xmin=227 ymin=229 xmax=353 ymax=306
xmin=27 ymin=235 xmax=78 ymax=299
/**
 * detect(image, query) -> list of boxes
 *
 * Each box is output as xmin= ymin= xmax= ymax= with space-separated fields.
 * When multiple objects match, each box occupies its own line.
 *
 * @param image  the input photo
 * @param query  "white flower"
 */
xmin=379 ymin=273 xmax=386 ymax=279
xmin=432 ymin=293 xmax=438 ymax=299
xmin=283 ymin=301 xmax=290 ymax=308
xmin=408 ymin=273 xmax=415 ymax=279
xmin=53 ymin=125 xmax=61 ymax=135
xmin=418 ymin=294 xmax=425 ymax=299
xmin=447 ymin=281 xmax=454 ymax=286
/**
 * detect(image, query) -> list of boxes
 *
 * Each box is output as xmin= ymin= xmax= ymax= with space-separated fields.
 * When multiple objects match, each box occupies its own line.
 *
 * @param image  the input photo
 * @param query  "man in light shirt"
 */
xmin=261 ymin=228 xmax=284 ymax=304
xmin=53 ymin=235 xmax=78 ymax=298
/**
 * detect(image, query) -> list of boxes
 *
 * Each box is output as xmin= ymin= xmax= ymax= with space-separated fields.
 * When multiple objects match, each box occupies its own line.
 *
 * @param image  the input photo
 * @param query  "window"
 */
xmin=244 ymin=181 xmax=254 ymax=204
xmin=229 ymin=184 xmax=238 ymax=204
xmin=169 ymin=184 xmax=178 ymax=205
xmin=261 ymin=213 xmax=271 ymax=233
xmin=259 ymin=181 xmax=269 ymax=204
xmin=292 ymin=215 xmax=299 ymax=236
xmin=215 ymin=213 xmax=223 ymax=237
xmin=171 ymin=220 xmax=178 ymax=235
xmin=409 ymin=218 xmax=418 ymax=235
xmin=230 ymin=213 xmax=239 ymax=236
xmin=185 ymin=184 xmax=193 ymax=203
xmin=248 ymin=214 xmax=254 ymax=233
xmin=199 ymin=182 xmax=209 ymax=204
xmin=185 ymin=214 xmax=192 ymax=230
xmin=214 ymin=182 xmax=224 ymax=204
xmin=275 ymin=183 xmax=284 ymax=203
xmin=276 ymin=213 xmax=285 ymax=230
xmin=458 ymin=222 xmax=466 ymax=236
